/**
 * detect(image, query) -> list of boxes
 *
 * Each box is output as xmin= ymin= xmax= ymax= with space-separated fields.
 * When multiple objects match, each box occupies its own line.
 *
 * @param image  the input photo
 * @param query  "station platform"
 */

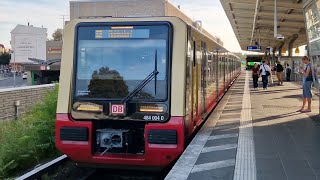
xmin=165 ymin=71 xmax=320 ymax=180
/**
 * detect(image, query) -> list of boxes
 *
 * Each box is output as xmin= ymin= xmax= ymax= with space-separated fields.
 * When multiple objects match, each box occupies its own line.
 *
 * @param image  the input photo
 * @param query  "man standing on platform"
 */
xmin=286 ymin=64 xmax=292 ymax=82
xmin=276 ymin=61 xmax=284 ymax=85
xmin=259 ymin=60 xmax=271 ymax=90
xmin=267 ymin=61 xmax=273 ymax=85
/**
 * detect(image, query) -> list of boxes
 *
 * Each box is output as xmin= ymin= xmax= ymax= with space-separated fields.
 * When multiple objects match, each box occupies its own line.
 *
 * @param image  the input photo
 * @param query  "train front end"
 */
xmin=55 ymin=17 xmax=187 ymax=169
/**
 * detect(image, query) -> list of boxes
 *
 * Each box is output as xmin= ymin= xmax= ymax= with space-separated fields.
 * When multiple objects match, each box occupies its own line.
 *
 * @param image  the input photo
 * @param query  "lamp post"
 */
xmin=274 ymin=0 xmax=277 ymax=38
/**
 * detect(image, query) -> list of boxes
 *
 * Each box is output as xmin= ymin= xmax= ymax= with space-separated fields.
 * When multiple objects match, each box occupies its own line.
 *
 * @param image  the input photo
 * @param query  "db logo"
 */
xmin=110 ymin=104 xmax=125 ymax=115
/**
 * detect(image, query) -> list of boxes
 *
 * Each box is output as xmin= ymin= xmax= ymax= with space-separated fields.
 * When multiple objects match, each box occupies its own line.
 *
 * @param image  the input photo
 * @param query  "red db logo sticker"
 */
xmin=110 ymin=104 xmax=125 ymax=115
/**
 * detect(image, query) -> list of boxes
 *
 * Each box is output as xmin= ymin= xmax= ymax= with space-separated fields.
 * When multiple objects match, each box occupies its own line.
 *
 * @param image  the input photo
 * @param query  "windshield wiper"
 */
xmin=121 ymin=50 xmax=158 ymax=103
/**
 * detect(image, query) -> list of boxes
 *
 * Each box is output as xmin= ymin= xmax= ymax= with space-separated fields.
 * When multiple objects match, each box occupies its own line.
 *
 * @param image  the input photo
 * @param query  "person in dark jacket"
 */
xmin=276 ymin=61 xmax=284 ymax=85
xmin=286 ymin=64 xmax=291 ymax=81
xmin=252 ymin=63 xmax=259 ymax=89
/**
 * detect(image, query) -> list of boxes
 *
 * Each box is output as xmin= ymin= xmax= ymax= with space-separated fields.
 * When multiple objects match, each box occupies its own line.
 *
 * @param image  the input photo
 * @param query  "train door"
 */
xmin=207 ymin=52 xmax=215 ymax=106
xmin=215 ymin=52 xmax=219 ymax=100
xmin=185 ymin=28 xmax=192 ymax=137
xmin=232 ymin=60 xmax=234 ymax=80
xmin=191 ymin=40 xmax=199 ymax=127
xmin=219 ymin=56 xmax=224 ymax=96
xmin=224 ymin=58 xmax=229 ymax=88
xmin=226 ymin=58 xmax=229 ymax=85
xmin=230 ymin=59 xmax=232 ymax=80
xmin=227 ymin=58 xmax=230 ymax=84
xmin=223 ymin=57 xmax=226 ymax=89
xmin=201 ymin=41 xmax=207 ymax=118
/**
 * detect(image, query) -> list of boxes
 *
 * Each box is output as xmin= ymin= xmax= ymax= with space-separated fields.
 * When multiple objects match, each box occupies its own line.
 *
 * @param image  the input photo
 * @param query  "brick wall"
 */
xmin=0 ymin=84 xmax=55 ymax=120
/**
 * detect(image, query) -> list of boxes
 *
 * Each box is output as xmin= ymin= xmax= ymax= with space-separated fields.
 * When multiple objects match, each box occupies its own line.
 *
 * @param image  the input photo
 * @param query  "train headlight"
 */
xmin=74 ymin=102 xmax=103 ymax=112
xmin=139 ymin=104 xmax=166 ymax=113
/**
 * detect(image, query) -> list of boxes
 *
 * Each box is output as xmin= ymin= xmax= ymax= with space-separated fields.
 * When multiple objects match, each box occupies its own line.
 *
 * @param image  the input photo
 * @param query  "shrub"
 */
xmin=0 ymin=85 xmax=61 ymax=178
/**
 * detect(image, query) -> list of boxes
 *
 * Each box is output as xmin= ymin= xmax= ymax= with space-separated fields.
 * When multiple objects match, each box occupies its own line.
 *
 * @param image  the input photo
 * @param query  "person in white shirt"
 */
xmin=259 ymin=60 xmax=271 ymax=89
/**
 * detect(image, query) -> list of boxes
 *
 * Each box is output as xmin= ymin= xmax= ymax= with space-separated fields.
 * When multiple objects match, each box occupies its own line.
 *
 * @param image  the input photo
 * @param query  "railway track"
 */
xmin=16 ymin=155 xmax=69 ymax=180
xmin=16 ymin=155 xmax=168 ymax=180
xmin=83 ymin=169 xmax=166 ymax=180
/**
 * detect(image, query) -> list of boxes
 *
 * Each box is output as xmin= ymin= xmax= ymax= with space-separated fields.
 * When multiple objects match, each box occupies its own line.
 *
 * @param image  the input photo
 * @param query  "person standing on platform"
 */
xmin=316 ymin=64 xmax=320 ymax=87
xmin=267 ymin=61 xmax=273 ymax=85
xmin=259 ymin=60 xmax=271 ymax=90
xmin=299 ymin=56 xmax=313 ymax=113
xmin=317 ymin=64 xmax=320 ymax=78
xmin=252 ymin=63 xmax=259 ymax=89
xmin=276 ymin=61 xmax=284 ymax=85
xmin=286 ymin=64 xmax=292 ymax=82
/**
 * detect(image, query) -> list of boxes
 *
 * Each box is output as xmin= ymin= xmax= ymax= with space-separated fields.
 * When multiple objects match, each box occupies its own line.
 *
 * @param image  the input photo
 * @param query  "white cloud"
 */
xmin=0 ymin=0 xmax=69 ymax=48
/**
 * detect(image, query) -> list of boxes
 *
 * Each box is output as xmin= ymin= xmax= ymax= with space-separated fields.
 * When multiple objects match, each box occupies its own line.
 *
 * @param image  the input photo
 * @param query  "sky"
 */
xmin=0 ymin=0 xmax=242 ymax=52
xmin=169 ymin=0 xmax=241 ymax=52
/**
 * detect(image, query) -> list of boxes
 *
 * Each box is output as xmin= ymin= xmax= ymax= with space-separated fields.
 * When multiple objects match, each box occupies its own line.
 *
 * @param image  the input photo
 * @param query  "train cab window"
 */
xmin=74 ymin=24 xmax=171 ymax=101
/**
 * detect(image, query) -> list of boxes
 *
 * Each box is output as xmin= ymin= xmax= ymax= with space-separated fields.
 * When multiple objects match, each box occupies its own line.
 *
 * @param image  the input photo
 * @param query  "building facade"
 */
xmin=24 ymin=40 xmax=62 ymax=85
xmin=46 ymin=40 xmax=62 ymax=60
xmin=11 ymin=25 xmax=47 ymax=64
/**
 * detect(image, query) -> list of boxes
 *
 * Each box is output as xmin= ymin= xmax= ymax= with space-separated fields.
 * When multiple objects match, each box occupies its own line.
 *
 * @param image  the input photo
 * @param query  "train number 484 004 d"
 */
xmin=143 ymin=115 xmax=165 ymax=121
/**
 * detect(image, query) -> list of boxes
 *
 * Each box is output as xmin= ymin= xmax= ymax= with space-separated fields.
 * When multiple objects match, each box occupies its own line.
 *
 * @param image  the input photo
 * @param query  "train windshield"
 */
xmin=74 ymin=24 xmax=170 ymax=101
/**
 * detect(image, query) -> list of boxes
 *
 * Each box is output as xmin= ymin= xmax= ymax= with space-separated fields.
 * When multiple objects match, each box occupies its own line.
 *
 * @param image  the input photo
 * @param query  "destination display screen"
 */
xmin=95 ymin=29 xmax=150 ymax=39
xmin=247 ymin=46 xmax=261 ymax=51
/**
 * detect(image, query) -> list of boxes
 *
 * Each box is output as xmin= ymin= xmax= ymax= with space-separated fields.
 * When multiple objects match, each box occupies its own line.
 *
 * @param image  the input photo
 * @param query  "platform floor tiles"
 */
xmin=166 ymin=71 xmax=320 ymax=180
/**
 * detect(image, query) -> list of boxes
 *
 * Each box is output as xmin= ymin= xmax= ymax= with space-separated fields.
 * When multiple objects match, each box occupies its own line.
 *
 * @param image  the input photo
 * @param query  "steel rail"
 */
xmin=16 ymin=155 xmax=68 ymax=180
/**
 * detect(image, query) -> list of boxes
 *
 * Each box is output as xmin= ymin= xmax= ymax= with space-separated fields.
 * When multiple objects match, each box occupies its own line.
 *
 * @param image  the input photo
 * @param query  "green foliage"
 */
xmin=52 ymin=29 xmax=63 ymax=41
xmin=88 ymin=67 xmax=129 ymax=98
xmin=0 ymin=85 xmax=61 ymax=178
xmin=0 ymin=52 xmax=10 ymax=65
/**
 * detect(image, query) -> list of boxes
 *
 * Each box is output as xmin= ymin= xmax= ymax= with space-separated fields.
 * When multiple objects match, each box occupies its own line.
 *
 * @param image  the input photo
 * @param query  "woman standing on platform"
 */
xmin=252 ymin=63 xmax=259 ymax=89
xmin=299 ymin=56 xmax=313 ymax=113
xmin=259 ymin=60 xmax=271 ymax=89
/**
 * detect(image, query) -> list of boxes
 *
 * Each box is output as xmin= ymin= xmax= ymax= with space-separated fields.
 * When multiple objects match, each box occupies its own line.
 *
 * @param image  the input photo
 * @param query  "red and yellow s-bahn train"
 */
xmin=55 ymin=16 xmax=241 ymax=169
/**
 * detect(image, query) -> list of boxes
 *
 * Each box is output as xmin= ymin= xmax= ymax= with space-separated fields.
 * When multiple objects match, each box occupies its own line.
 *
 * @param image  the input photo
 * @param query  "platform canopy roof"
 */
xmin=220 ymin=0 xmax=307 ymax=53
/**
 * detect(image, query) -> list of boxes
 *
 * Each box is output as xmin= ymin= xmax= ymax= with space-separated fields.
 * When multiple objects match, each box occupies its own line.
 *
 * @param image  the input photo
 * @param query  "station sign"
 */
xmin=247 ymin=46 xmax=261 ymax=51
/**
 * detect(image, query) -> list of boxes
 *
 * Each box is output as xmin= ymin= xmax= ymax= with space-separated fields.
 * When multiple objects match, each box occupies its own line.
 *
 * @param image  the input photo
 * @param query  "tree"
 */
xmin=0 ymin=52 xmax=10 ymax=65
xmin=52 ymin=28 xmax=63 ymax=41
xmin=88 ymin=67 xmax=129 ymax=98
